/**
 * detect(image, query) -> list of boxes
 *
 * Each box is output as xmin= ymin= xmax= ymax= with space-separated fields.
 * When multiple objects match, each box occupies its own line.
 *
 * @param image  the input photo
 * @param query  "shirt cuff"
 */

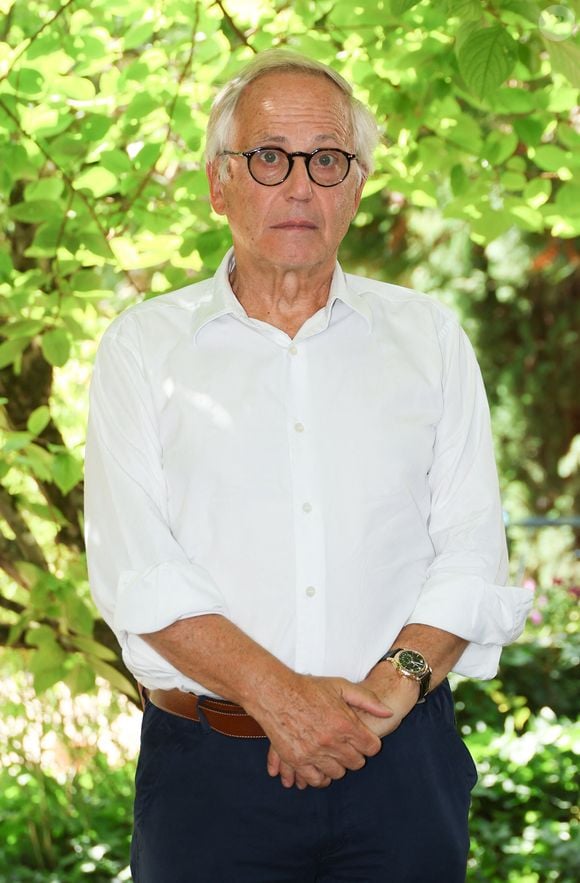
xmin=113 ymin=559 xmax=229 ymax=636
xmin=407 ymin=573 xmax=534 ymax=679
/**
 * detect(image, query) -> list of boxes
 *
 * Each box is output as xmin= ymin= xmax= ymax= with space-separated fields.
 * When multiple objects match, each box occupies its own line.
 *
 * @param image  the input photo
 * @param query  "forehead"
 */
xmin=232 ymin=70 xmax=353 ymax=146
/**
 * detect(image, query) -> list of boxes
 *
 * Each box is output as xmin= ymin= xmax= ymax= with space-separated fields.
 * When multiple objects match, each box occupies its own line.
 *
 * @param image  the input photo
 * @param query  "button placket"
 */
xmin=286 ymin=341 xmax=326 ymax=673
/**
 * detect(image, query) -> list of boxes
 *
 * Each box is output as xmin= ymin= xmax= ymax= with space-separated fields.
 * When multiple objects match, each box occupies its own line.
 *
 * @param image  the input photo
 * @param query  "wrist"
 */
xmin=377 ymin=647 xmax=432 ymax=702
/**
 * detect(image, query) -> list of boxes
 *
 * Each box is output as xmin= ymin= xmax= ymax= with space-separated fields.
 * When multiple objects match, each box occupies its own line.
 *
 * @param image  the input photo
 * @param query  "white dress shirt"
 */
xmin=84 ymin=249 xmax=532 ymax=696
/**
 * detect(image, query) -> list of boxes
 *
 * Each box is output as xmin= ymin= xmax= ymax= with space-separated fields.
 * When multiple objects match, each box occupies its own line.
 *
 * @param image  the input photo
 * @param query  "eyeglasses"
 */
xmin=220 ymin=146 xmax=358 ymax=187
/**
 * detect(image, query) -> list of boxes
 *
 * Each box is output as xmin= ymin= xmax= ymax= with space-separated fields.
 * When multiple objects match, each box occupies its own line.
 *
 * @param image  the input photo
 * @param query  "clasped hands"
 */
xmin=260 ymin=665 xmax=420 ymax=790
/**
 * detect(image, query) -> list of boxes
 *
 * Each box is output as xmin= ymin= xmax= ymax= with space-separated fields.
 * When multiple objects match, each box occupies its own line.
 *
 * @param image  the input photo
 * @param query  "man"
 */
xmin=85 ymin=50 xmax=532 ymax=882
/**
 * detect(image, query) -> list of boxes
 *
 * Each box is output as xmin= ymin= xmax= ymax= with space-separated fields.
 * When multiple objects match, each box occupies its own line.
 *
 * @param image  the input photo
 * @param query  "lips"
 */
xmin=271 ymin=220 xmax=318 ymax=229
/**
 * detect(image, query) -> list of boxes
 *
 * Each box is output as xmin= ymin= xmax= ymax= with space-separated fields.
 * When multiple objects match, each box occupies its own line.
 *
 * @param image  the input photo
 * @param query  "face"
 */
xmin=207 ymin=71 xmax=366 ymax=275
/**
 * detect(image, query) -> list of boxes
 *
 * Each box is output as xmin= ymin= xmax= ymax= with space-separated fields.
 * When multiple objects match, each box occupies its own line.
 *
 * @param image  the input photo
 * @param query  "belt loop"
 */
xmin=196 ymin=697 xmax=213 ymax=735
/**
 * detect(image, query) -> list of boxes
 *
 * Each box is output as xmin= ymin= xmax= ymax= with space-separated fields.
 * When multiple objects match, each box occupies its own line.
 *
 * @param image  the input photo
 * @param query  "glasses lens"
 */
xmin=308 ymin=150 xmax=350 ymax=186
xmin=248 ymin=149 xmax=290 ymax=185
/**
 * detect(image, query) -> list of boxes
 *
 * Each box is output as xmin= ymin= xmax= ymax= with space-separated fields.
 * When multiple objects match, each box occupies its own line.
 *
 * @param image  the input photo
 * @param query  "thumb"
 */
xmin=341 ymin=683 xmax=393 ymax=718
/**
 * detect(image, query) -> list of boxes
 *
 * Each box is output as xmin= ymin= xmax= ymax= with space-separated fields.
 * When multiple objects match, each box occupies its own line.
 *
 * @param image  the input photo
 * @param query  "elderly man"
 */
xmin=85 ymin=50 xmax=531 ymax=882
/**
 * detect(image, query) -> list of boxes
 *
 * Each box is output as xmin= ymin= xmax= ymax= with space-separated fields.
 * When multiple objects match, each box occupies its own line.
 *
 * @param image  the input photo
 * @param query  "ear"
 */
xmin=206 ymin=159 xmax=227 ymax=216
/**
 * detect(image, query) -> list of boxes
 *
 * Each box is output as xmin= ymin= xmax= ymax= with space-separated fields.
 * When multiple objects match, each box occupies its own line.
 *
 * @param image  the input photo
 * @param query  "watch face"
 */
xmin=398 ymin=649 xmax=426 ymax=674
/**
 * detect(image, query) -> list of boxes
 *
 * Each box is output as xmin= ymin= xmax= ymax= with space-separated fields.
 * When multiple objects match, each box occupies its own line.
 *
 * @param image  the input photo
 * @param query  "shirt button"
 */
xmin=302 ymin=502 xmax=312 ymax=513
xmin=289 ymin=345 xmax=298 ymax=355
xmin=294 ymin=422 xmax=305 ymax=433
xmin=305 ymin=586 xmax=316 ymax=598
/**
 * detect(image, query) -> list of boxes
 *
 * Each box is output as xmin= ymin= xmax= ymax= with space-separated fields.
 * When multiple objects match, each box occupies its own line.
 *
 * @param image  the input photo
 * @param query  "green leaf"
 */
xmin=532 ymin=145 xmax=573 ymax=174
xmin=545 ymin=38 xmax=580 ymax=88
xmin=74 ymin=166 xmax=119 ymax=198
xmin=7 ymin=67 xmax=44 ymax=96
xmin=485 ymin=131 xmax=518 ymax=165
xmin=65 ymin=660 xmax=96 ymax=696
xmin=41 ymin=329 xmax=71 ymax=366
xmin=52 ymin=75 xmax=96 ymax=101
xmin=91 ymin=658 xmax=139 ymax=701
xmin=2 ymin=431 xmax=32 ymax=453
xmin=390 ymin=0 xmax=421 ymax=13
xmin=27 ymin=405 xmax=51 ymax=436
xmin=20 ymin=443 xmax=53 ymax=481
xmin=0 ymin=337 xmax=28 ymax=368
xmin=555 ymin=183 xmax=580 ymax=214
xmin=458 ymin=26 xmax=518 ymax=99
xmin=446 ymin=0 xmax=482 ymax=22
xmin=52 ymin=451 xmax=83 ymax=494
xmin=24 ymin=178 xmax=65 ymax=201
xmin=9 ymin=199 xmax=62 ymax=223
xmin=523 ymin=178 xmax=551 ymax=208
xmin=26 ymin=624 xmax=57 ymax=647
xmin=501 ymin=171 xmax=527 ymax=191
xmin=69 ymin=634 xmax=118 ymax=661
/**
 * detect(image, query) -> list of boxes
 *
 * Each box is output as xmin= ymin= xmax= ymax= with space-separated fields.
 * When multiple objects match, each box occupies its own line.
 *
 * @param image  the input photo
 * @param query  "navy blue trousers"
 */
xmin=131 ymin=681 xmax=476 ymax=882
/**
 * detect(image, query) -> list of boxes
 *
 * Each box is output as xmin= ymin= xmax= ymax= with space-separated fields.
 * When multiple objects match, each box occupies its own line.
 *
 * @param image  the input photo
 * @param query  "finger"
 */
xmin=278 ymin=760 xmax=296 ymax=789
xmin=295 ymin=763 xmax=333 ymax=788
xmin=267 ymin=746 xmax=282 ymax=777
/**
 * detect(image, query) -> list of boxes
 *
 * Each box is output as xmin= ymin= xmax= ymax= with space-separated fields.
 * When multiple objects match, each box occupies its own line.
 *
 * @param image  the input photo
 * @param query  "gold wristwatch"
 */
xmin=380 ymin=648 xmax=432 ymax=701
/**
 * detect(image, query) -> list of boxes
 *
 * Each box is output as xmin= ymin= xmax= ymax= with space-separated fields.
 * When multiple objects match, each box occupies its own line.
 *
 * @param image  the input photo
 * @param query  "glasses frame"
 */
xmin=220 ymin=146 xmax=358 ymax=188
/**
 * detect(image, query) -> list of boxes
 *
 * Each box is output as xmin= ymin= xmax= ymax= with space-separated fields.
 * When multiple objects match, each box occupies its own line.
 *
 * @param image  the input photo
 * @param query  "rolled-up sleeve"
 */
xmin=84 ymin=325 xmax=228 ymax=642
xmin=407 ymin=320 xmax=533 ymax=678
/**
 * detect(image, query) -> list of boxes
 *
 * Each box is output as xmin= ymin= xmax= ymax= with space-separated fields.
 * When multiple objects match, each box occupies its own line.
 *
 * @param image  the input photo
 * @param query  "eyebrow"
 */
xmin=255 ymin=134 xmax=344 ymax=144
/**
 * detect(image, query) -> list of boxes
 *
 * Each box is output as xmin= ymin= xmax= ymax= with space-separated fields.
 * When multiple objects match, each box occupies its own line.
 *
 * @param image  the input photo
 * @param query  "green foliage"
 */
xmin=0 ymin=8 xmax=577 ymax=879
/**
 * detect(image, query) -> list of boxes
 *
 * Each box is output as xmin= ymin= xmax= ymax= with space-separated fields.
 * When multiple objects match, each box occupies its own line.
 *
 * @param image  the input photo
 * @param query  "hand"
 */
xmin=252 ymin=673 xmax=392 ymax=790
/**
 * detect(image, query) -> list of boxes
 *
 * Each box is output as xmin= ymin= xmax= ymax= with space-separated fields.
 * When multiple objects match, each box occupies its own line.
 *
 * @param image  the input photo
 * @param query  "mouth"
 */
xmin=271 ymin=220 xmax=318 ymax=230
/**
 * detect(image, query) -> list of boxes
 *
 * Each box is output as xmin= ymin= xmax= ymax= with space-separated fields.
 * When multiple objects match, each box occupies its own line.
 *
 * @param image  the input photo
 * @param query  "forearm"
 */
xmin=141 ymin=613 xmax=294 ymax=714
xmin=355 ymin=625 xmax=467 ymax=738
xmin=142 ymin=613 xmax=390 ymax=789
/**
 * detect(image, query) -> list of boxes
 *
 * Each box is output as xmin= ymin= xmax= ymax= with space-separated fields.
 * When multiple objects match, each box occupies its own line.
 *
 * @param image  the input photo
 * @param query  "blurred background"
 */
xmin=0 ymin=0 xmax=578 ymax=880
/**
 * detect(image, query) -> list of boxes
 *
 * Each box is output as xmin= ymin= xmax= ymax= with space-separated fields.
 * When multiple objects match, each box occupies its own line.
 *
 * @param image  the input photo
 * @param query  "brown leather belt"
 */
xmin=141 ymin=685 xmax=267 ymax=739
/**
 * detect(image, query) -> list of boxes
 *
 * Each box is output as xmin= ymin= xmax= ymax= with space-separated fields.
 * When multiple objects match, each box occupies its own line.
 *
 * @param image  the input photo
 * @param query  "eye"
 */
xmin=258 ymin=150 xmax=282 ymax=165
xmin=314 ymin=151 xmax=338 ymax=168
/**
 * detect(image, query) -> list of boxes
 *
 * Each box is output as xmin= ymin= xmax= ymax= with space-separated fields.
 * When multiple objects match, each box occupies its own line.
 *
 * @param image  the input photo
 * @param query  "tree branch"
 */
xmin=0 ymin=0 xmax=80 ymax=84
xmin=212 ymin=0 xmax=257 ymax=51
xmin=119 ymin=6 xmax=201 ymax=230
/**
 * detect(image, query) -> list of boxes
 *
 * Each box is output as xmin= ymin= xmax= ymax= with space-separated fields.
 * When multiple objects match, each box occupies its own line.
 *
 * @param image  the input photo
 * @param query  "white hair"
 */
xmin=205 ymin=49 xmax=380 ymax=182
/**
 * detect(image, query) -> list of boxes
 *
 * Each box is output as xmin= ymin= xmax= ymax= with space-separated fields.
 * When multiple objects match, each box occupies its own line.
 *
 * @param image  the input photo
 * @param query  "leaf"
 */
xmin=63 ymin=592 xmax=94 ymax=636
xmin=74 ymin=166 xmax=119 ymax=198
xmin=24 ymin=178 xmax=65 ymax=201
xmin=91 ymin=658 xmax=139 ymax=701
xmin=457 ymin=26 xmax=518 ymax=99
xmin=41 ymin=329 xmax=71 ymax=366
xmin=485 ymin=131 xmax=518 ymax=165
xmin=2 ymin=431 xmax=32 ymax=453
xmin=69 ymin=634 xmax=118 ymax=661
xmin=0 ymin=337 xmax=28 ymax=368
xmin=25 ymin=624 xmax=57 ymax=647
xmin=9 ymin=200 xmax=62 ymax=223
xmin=7 ymin=67 xmax=44 ymax=95
xmin=52 ymin=451 xmax=83 ymax=494
xmin=390 ymin=0 xmax=421 ymax=13
xmin=545 ymin=38 xmax=580 ymax=89
xmin=65 ymin=660 xmax=96 ymax=696
xmin=52 ymin=75 xmax=96 ymax=101
xmin=27 ymin=405 xmax=51 ymax=436
xmin=446 ymin=0 xmax=482 ymax=22
xmin=523 ymin=178 xmax=551 ymax=208
xmin=532 ymin=145 xmax=574 ymax=174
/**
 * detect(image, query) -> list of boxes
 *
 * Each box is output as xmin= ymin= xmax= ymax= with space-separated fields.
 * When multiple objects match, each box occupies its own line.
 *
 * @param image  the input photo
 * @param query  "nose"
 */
xmin=284 ymin=156 xmax=313 ymax=199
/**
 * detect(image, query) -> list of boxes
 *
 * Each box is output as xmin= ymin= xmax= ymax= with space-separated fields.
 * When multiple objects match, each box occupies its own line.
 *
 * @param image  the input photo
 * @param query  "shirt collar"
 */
xmin=192 ymin=247 xmax=373 ymax=341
